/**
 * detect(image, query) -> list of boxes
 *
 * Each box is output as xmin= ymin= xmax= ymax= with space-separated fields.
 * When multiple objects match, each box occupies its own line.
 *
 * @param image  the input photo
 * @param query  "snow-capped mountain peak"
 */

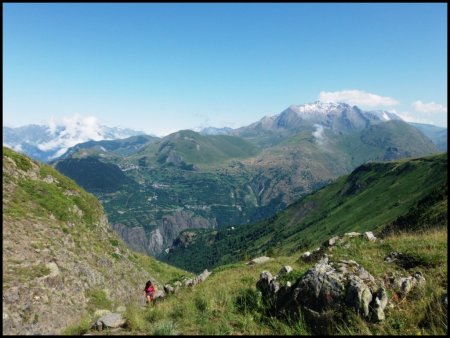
xmin=289 ymin=101 xmax=352 ymax=116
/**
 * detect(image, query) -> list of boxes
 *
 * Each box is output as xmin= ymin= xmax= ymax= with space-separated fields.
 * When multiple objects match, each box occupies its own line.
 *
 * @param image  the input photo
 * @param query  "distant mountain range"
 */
xmin=45 ymin=101 xmax=444 ymax=258
xmin=3 ymin=123 xmax=146 ymax=162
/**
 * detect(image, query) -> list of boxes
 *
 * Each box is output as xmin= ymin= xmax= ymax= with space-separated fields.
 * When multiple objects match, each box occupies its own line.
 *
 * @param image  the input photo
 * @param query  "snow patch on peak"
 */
xmin=382 ymin=112 xmax=391 ymax=121
xmin=289 ymin=101 xmax=351 ymax=117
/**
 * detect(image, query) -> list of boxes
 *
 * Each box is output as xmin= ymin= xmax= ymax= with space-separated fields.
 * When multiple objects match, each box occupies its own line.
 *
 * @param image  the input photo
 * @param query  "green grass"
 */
xmin=3 ymin=146 xmax=33 ymax=171
xmin=85 ymin=289 xmax=113 ymax=312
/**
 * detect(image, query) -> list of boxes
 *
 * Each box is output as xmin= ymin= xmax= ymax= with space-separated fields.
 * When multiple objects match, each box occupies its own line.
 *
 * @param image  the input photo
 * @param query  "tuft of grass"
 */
xmin=123 ymin=303 xmax=150 ymax=332
xmin=194 ymin=295 xmax=208 ymax=313
xmin=61 ymin=313 xmax=93 ymax=335
xmin=85 ymin=289 xmax=112 ymax=312
xmin=152 ymin=320 xmax=178 ymax=335
xmin=234 ymin=288 xmax=262 ymax=314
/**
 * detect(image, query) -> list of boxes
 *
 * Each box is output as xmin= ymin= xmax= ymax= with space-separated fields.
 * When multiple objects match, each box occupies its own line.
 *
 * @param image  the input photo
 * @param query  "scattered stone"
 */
xmin=278 ymin=266 xmax=293 ymax=275
xmin=384 ymin=251 xmax=400 ymax=263
xmin=164 ymin=284 xmax=175 ymax=294
xmin=247 ymin=256 xmax=271 ymax=265
xmin=344 ymin=232 xmax=361 ymax=238
xmin=324 ymin=236 xmax=340 ymax=247
xmin=300 ymin=251 xmax=312 ymax=261
xmin=364 ymin=231 xmax=377 ymax=242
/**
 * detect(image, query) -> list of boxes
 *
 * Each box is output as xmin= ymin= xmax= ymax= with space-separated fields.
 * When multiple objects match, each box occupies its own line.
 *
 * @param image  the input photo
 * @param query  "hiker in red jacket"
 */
xmin=144 ymin=280 xmax=155 ymax=304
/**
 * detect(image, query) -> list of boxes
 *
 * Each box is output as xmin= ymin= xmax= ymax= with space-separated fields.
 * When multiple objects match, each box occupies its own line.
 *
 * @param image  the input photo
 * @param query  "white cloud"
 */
xmin=412 ymin=100 xmax=447 ymax=114
xmin=318 ymin=89 xmax=398 ymax=107
xmin=37 ymin=114 xmax=104 ymax=151
xmin=312 ymin=124 xmax=325 ymax=143
xmin=394 ymin=111 xmax=435 ymax=125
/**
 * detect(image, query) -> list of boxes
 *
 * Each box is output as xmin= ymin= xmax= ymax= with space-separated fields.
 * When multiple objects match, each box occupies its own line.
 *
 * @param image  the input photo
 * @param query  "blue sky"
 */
xmin=3 ymin=3 xmax=447 ymax=136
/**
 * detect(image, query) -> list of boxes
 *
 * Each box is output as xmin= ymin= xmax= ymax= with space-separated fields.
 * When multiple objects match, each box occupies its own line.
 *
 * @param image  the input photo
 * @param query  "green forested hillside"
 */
xmin=162 ymin=153 xmax=447 ymax=273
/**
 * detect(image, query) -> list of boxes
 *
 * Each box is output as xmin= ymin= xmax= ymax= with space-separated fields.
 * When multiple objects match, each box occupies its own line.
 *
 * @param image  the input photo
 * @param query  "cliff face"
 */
xmin=2 ymin=147 xmax=186 ymax=335
xmin=112 ymin=210 xmax=216 ymax=256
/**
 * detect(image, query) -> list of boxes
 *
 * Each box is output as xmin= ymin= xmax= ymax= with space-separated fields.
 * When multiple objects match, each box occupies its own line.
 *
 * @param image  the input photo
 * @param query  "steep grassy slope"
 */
xmin=162 ymin=153 xmax=447 ymax=273
xmin=104 ymin=229 xmax=447 ymax=335
xmin=2 ymin=147 xmax=190 ymax=335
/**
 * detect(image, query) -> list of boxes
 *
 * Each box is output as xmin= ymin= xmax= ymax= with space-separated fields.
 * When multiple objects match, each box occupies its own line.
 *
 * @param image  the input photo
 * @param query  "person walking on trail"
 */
xmin=144 ymin=280 xmax=156 ymax=304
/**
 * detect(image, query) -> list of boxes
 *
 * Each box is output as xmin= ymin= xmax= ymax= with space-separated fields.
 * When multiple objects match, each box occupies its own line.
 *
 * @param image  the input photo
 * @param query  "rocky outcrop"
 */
xmin=256 ymin=256 xmax=388 ymax=332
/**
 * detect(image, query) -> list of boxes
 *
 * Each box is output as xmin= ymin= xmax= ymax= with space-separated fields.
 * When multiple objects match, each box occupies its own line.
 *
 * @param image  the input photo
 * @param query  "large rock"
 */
xmin=324 ymin=236 xmax=340 ymax=247
xmin=92 ymin=313 xmax=126 ymax=330
xmin=278 ymin=266 xmax=293 ymax=275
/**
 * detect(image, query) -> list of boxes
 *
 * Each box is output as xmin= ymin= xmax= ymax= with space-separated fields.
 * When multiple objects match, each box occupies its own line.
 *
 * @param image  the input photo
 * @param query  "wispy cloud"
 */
xmin=394 ymin=110 xmax=435 ymax=125
xmin=318 ymin=89 xmax=398 ymax=107
xmin=312 ymin=124 xmax=325 ymax=144
xmin=37 ymin=114 xmax=104 ymax=153
xmin=412 ymin=100 xmax=447 ymax=114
